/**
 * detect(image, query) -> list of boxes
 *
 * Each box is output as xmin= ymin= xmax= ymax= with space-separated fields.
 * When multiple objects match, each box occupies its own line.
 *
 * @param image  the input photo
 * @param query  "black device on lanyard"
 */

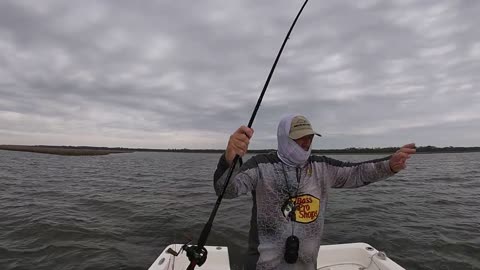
xmin=281 ymin=166 xmax=303 ymax=264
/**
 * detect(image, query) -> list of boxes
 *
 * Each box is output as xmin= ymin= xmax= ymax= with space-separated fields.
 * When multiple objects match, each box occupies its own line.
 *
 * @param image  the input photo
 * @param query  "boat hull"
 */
xmin=149 ymin=242 xmax=405 ymax=270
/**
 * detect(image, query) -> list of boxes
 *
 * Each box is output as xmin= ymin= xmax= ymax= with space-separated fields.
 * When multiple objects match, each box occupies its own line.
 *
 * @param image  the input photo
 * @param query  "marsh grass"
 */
xmin=0 ymin=145 xmax=131 ymax=156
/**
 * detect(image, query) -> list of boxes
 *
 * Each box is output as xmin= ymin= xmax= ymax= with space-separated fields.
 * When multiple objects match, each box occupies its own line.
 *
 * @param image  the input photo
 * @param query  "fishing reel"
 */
xmin=165 ymin=242 xmax=208 ymax=268
xmin=185 ymin=245 xmax=208 ymax=267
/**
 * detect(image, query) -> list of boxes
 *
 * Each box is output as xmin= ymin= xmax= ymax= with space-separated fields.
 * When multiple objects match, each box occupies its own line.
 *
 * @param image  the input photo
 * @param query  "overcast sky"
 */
xmin=1 ymin=0 xmax=479 ymax=149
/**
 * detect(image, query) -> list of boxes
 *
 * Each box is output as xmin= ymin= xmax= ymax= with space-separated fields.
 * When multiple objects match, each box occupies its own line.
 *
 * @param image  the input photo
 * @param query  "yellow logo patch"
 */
xmin=282 ymin=194 xmax=320 ymax=224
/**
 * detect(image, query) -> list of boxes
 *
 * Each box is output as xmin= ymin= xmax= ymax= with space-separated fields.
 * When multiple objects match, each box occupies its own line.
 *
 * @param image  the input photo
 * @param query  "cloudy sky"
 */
xmin=1 ymin=0 xmax=479 ymax=149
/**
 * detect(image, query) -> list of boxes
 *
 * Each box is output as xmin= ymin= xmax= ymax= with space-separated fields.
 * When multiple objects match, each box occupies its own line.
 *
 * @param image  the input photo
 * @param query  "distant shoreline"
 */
xmin=1 ymin=144 xmax=479 ymax=156
xmin=0 ymin=145 xmax=131 ymax=156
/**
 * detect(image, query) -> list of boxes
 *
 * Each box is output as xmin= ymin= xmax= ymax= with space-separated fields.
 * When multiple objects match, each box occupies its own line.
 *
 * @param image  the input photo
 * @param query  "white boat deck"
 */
xmin=149 ymin=242 xmax=405 ymax=270
xmin=315 ymin=243 xmax=404 ymax=270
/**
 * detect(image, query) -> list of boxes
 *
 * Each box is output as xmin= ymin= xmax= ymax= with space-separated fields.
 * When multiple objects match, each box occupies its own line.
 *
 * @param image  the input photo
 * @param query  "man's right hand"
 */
xmin=225 ymin=126 xmax=254 ymax=166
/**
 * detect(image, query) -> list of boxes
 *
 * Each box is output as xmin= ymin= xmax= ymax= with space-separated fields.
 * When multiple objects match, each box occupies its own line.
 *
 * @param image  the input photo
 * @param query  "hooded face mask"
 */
xmin=277 ymin=114 xmax=313 ymax=167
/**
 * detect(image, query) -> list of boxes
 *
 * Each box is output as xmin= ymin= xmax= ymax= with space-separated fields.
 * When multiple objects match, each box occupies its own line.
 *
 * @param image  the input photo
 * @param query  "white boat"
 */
xmin=149 ymin=242 xmax=405 ymax=270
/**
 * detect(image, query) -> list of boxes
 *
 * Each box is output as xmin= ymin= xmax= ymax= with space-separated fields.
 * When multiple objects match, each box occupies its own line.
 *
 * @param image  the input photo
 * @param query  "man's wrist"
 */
xmin=389 ymin=162 xmax=398 ymax=173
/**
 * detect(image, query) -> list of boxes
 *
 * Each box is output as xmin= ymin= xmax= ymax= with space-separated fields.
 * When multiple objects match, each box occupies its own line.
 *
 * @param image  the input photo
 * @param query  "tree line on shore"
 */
xmin=1 ymin=144 xmax=479 ymax=156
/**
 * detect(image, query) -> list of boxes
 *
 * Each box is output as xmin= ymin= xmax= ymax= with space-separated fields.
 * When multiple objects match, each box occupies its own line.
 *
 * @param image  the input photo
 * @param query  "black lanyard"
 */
xmin=281 ymin=164 xmax=301 ymax=198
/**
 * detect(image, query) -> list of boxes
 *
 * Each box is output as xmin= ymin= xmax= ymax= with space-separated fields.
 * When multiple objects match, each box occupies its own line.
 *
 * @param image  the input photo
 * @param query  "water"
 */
xmin=1 ymin=150 xmax=479 ymax=270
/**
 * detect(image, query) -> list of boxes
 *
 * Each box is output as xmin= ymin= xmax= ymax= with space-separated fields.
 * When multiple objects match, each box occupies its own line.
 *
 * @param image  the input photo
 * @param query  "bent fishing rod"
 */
xmin=178 ymin=1 xmax=310 ymax=269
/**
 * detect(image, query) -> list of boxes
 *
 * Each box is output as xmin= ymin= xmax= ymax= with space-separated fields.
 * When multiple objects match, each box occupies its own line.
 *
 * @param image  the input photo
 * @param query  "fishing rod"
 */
xmin=180 ymin=1 xmax=310 ymax=269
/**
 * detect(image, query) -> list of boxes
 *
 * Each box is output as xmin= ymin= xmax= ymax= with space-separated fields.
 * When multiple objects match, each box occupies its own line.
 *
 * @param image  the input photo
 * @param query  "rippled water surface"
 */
xmin=1 ymin=150 xmax=479 ymax=270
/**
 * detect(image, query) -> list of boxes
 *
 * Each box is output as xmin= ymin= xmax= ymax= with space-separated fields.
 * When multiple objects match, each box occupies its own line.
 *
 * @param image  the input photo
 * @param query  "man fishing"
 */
xmin=213 ymin=114 xmax=416 ymax=270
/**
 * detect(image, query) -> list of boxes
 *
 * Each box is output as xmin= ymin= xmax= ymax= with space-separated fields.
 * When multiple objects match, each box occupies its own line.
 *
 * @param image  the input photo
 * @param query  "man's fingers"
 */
xmin=397 ymin=142 xmax=416 ymax=155
xmin=233 ymin=135 xmax=250 ymax=148
xmin=401 ymin=143 xmax=416 ymax=149
xmin=231 ymin=133 xmax=250 ymax=157
xmin=233 ymin=140 xmax=248 ymax=151
xmin=240 ymin=133 xmax=251 ymax=144
xmin=226 ymin=125 xmax=254 ymax=163
xmin=395 ymin=151 xmax=410 ymax=159
xmin=402 ymin=143 xmax=416 ymax=148
xmin=237 ymin=125 xmax=254 ymax=139
xmin=391 ymin=144 xmax=415 ymax=172
xmin=230 ymin=144 xmax=245 ymax=157
xmin=400 ymin=148 xmax=416 ymax=154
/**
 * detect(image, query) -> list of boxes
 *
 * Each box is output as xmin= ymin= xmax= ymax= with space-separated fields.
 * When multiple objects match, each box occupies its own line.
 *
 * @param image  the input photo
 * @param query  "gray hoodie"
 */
xmin=214 ymin=119 xmax=395 ymax=270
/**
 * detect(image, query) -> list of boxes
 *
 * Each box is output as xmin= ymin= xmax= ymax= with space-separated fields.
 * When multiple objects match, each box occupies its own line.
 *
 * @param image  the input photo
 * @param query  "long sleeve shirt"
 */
xmin=213 ymin=152 xmax=395 ymax=270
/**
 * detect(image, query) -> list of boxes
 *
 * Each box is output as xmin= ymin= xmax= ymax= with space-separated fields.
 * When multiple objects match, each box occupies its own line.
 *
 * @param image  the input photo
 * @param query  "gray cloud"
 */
xmin=0 ymin=0 xmax=479 ymax=149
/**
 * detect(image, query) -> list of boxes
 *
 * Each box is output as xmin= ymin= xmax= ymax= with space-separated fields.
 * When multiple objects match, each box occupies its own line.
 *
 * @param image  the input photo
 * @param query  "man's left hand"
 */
xmin=390 ymin=143 xmax=416 ymax=173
